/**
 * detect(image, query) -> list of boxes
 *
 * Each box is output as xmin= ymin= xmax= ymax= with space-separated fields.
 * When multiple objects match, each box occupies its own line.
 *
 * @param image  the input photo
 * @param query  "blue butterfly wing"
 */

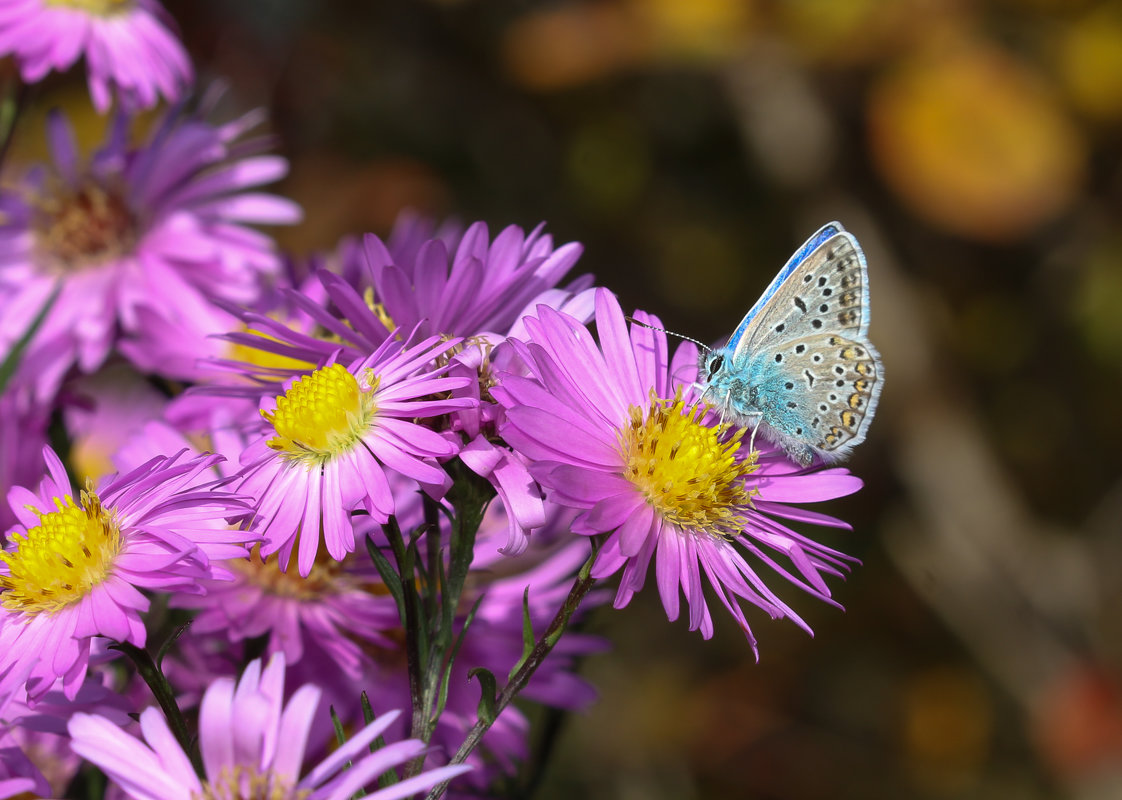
xmin=723 ymin=222 xmax=843 ymax=354
xmin=709 ymin=222 xmax=883 ymax=464
xmin=730 ymin=225 xmax=871 ymax=364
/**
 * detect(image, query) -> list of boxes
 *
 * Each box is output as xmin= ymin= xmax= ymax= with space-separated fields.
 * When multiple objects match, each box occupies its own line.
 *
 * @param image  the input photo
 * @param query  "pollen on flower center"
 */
xmin=197 ymin=764 xmax=305 ymax=800
xmin=45 ymin=0 xmax=134 ymax=16
xmin=619 ymin=389 xmax=758 ymax=539
xmin=0 ymin=488 xmax=121 ymax=615
xmin=263 ymin=363 xmax=378 ymax=464
xmin=33 ymin=181 xmax=137 ymax=270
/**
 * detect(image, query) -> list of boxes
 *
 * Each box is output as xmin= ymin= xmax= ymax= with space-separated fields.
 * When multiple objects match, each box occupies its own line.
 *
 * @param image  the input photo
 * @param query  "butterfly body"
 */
xmin=699 ymin=222 xmax=883 ymax=467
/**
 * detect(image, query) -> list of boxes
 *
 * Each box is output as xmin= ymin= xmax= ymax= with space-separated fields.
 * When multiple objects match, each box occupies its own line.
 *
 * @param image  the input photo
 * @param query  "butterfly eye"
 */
xmin=706 ymin=355 xmax=724 ymax=379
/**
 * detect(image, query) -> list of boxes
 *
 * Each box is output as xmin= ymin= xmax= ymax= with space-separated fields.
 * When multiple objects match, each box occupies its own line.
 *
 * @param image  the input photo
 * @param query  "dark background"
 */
xmin=25 ymin=1 xmax=1122 ymax=797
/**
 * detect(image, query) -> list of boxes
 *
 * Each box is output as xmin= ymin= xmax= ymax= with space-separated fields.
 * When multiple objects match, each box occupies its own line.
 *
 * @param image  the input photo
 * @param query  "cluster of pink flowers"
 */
xmin=0 ymin=3 xmax=866 ymax=799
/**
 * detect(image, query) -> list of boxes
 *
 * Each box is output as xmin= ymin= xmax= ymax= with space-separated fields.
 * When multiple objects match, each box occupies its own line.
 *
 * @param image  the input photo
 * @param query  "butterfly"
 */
xmin=698 ymin=221 xmax=883 ymax=467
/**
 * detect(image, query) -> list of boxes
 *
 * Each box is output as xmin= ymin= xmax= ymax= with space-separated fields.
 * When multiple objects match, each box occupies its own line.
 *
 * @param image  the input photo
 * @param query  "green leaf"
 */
xmin=382 ymin=515 xmax=407 ymax=566
xmin=359 ymin=692 xmax=397 ymax=790
xmin=468 ymin=667 xmax=498 ymax=726
xmin=365 ymin=535 xmax=406 ymax=628
xmin=330 ymin=706 xmax=368 ymax=800
xmin=510 ymin=587 xmax=535 ymax=680
xmin=0 ymin=77 xmax=27 ymax=175
xmin=0 ymin=282 xmax=60 ymax=394
xmin=111 ymin=641 xmax=203 ymax=778
xmin=360 ymin=690 xmax=376 ymax=725
xmin=330 ymin=704 xmax=347 ymax=748
xmin=383 ymin=516 xmax=431 ymax=664
xmin=154 ymin=621 xmax=192 ymax=670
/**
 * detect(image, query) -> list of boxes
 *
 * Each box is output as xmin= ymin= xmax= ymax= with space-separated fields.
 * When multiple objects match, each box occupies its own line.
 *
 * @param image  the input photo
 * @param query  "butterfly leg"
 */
xmin=734 ymin=410 xmax=763 ymax=453
xmin=721 ymin=389 xmax=738 ymax=426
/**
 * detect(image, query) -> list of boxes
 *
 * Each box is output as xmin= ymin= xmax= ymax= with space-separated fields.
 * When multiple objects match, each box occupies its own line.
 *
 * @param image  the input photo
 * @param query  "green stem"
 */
xmin=423 ymin=543 xmax=600 ymax=800
xmin=403 ymin=498 xmax=443 ymax=778
xmin=0 ymin=77 xmax=26 ymax=172
xmin=0 ymin=281 xmax=60 ymax=394
xmin=113 ymin=641 xmax=204 ymax=778
xmin=423 ymin=495 xmax=442 ymax=624
xmin=383 ymin=519 xmax=427 ymax=763
xmin=403 ymin=467 xmax=492 ymax=778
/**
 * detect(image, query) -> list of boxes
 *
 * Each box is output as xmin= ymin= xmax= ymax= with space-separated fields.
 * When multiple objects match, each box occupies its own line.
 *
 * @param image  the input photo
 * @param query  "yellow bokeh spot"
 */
xmin=868 ymin=39 xmax=1085 ymax=242
xmin=502 ymin=0 xmax=756 ymax=89
xmin=778 ymin=0 xmax=918 ymax=65
xmin=1057 ymin=8 xmax=1122 ymax=121
xmin=633 ymin=0 xmax=755 ymax=63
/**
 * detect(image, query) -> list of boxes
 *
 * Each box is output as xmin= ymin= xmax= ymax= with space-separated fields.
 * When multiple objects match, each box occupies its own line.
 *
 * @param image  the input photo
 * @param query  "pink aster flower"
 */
xmin=173 ymin=548 xmax=401 ymax=679
xmin=217 ymin=216 xmax=590 ymax=377
xmin=0 ymin=446 xmax=254 ymax=706
xmin=0 ymin=0 xmax=191 ymax=112
xmin=449 ymin=290 xmax=597 ymax=556
xmin=0 ymin=100 xmax=301 ymax=399
xmin=202 ymin=217 xmax=597 ymax=558
xmin=111 ymin=415 xmax=401 ymax=677
xmin=124 ymin=240 xmax=339 ymax=388
xmin=492 ymin=288 xmax=863 ymax=650
xmin=359 ymin=214 xmax=590 ymax=340
xmin=68 ymin=653 xmax=472 ymax=800
xmin=234 ymin=334 xmax=476 ymax=576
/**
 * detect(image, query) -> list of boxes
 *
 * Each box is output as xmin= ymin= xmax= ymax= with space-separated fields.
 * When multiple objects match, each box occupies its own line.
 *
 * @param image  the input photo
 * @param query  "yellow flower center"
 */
xmin=232 ymin=546 xmax=345 ymax=600
xmin=228 ymin=326 xmax=317 ymax=376
xmin=620 ymin=389 xmax=758 ymax=538
xmin=0 ymin=488 xmax=120 ymax=615
xmin=262 ymin=364 xmax=377 ymax=465
xmin=33 ymin=182 xmax=137 ymax=271
xmin=45 ymin=0 xmax=133 ymax=15
xmin=194 ymin=764 xmax=308 ymax=800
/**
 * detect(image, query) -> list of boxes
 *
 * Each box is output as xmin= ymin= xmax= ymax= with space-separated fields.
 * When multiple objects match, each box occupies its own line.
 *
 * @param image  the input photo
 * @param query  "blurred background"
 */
xmin=17 ymin=0 xmax=1122 ymax=797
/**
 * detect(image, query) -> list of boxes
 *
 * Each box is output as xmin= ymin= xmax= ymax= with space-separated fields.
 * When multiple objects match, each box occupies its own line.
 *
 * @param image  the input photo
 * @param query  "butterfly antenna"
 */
xmin=624 ymin=316 xmax=711 ymax=352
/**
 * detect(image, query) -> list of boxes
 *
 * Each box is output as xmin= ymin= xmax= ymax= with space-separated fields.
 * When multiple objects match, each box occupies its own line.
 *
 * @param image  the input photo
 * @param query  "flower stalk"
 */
xmin=113 ymin=641 xmax=204 ymax=778
xmin=424 ymin=539 xmax=601 ymax=800
xmin=378 ymin=459 xmax=496 ymax=777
